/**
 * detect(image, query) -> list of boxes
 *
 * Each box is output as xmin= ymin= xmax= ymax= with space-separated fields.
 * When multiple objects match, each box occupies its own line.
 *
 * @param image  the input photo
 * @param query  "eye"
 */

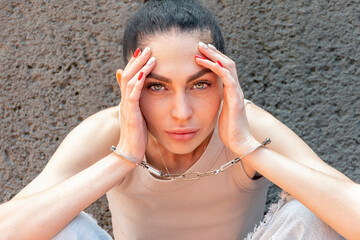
xmin=147 ymin=83 xmax=166 ymax=91
xmin=192 ymin=81 xmax=211 ymax=90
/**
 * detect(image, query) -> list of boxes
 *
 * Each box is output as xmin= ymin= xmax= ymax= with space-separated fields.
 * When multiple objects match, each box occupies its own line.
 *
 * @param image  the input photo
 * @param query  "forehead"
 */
xmin=143 ymin=29 xmax=211 ymax=53
xmin=143 ymin=31 xmax=211 ymax=77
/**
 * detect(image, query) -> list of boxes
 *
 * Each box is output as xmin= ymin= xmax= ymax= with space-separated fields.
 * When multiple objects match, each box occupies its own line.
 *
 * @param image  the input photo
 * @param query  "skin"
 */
xmin=139 ymin=32 xmax=223 ymax=174
xmin=116 ymin=30 xmax=360 ymax=238
xmin=0 ymin=31 xmax=359 ymax=239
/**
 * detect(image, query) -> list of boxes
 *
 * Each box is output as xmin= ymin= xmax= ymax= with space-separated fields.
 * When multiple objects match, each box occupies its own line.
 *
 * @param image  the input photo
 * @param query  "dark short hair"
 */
xmin=122 ymin=0 xmax=225 ymax=64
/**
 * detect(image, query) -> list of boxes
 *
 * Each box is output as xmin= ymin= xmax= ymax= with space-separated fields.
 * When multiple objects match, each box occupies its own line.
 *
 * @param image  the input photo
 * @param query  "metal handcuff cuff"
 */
xmin=111 ymin=138 xmax=271 ymax=181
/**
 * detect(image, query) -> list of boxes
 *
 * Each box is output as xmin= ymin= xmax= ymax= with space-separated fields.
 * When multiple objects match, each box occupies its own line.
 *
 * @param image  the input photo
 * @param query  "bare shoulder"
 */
xmin=245 ymin=103 xmax=350 ymax=181
xmin=47 ymin=105 xmax=121 ymax=176
xmin=14 ymin=105 xmax=120 ymax=199
xmin=67 ymin=105 xmax=120 ymax=147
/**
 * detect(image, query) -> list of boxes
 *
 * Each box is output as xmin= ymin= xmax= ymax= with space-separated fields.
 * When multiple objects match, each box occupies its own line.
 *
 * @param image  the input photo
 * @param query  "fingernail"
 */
xmin=217 ymin=60 xmax=223 ymax=68
xmin=199 ymin=41 xmax=208 ymax=49
xmin=138 ymin=72 xmax=144 ymax=80
xmin=195 ymin=55 xmax=207 ymax=60
xmin=146 ymin=56 xmax=156 ymax=65
xmin=208 ymin=44 xmax=217 ymax=50
xmin=142 ymin=46 xmax=150 ymax=55
xmin=133 ymin=48 xmax=141 ymax=58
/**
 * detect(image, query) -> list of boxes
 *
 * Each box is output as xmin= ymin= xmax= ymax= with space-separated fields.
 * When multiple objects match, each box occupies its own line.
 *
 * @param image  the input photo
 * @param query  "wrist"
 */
xmin=234 ymin=137 xmax=260 ymax=156
xmin=112 ymin=145 xmax=163 ymax=178
xmin=111 ymin=145 xmax=143 ymax=166
xmin=116 ymin=140 xmax=145 ymax=164
xmin=235 ymin=137 xmax=271 ymax=159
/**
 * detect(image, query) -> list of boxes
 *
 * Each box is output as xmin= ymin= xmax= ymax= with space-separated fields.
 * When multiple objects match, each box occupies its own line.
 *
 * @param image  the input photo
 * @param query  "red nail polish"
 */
xmin=217 ymin=60 xmax=223 ymax=68
xmin=138 ymin=72 xmax=144 ymax=80
xmin=133 ymin=48 xmax=141 ymax=58
xmin=195 ymin=55 xmax=207 ymax=60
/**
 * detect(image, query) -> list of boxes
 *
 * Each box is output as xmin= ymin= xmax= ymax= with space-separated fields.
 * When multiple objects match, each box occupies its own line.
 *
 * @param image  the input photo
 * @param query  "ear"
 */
xmin=116 ymin=69 xmax=124 ymax=88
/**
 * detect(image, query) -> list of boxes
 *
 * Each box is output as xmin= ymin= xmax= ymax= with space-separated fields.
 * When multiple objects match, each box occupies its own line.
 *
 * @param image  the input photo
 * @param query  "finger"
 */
xmin=195 ymin=57 xmax=244 ymax=103
xmin=198 ymin=42 xmax=235 ymax=70
xmin=124 ymin=48 xmax=142 ymax=71
xmin=123 ymin=46 xmax=151 ymax=76
xmin=128 ymin=57 xmax=156 ymax=102
xmin=207 ymin=43 xmax=229 ymax=59
xmin=195 ymin=57 xmax=233 ymax=87
xmin=196 ymin=44 xmax=240 ymax=86
xmin=119 ymin=48 xmax=141 ymax=97
xmin=121 ymin=47 xmax=152 ymax=93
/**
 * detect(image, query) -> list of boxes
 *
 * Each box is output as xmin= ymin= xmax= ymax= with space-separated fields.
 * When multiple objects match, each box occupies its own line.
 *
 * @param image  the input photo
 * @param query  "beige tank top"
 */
xmin=107 ymin=100 xmax=269 ymax=239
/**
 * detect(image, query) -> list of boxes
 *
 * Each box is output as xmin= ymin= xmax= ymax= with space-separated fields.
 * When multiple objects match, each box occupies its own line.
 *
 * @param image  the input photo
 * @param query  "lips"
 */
xmin=165 ymin=129 xmax=199 ymax=141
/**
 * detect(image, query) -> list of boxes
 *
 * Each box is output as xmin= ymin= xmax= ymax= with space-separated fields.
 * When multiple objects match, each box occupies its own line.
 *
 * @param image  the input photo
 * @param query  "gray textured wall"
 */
xmin=1 ymin=0 xmax=359 ymax=235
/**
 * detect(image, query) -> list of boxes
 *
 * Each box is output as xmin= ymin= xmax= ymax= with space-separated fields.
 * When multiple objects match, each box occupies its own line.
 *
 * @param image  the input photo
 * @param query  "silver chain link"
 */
xmin=138 ymin=138 xmax=271 ymax=181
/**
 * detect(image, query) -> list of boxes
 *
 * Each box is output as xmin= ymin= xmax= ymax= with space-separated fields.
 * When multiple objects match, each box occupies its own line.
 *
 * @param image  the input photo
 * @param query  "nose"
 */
xmin=170 ymin=93 xmax=193 ymax=122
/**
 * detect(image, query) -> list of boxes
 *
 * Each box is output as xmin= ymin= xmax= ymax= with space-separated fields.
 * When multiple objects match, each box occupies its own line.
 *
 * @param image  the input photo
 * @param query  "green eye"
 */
xmin=194 ymin=82 xmax=206 ymax=89
xmin=151 ymin=84 xmax=164 ymax=91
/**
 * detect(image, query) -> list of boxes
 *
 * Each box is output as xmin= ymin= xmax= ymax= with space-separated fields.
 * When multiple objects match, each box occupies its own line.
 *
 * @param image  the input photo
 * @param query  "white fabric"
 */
xmin=52 ymin=212 xmax=112 ymax=240
xmin=246 ymin=191 xmax=345 ymax=240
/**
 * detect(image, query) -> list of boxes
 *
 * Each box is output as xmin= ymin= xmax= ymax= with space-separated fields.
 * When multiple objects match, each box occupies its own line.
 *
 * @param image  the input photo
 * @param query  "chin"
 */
xmin=165 ymin=137 xmax=206 ymax=154
xmin=167 ymin=145 xmax=198 ymax=155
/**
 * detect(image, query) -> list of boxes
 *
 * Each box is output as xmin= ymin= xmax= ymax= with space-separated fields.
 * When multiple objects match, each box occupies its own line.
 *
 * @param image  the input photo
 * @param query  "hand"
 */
xmin=195 ymin=42 xmax=259 ymax=155
xmin=115 ymin=47 xmax=156 ymax=163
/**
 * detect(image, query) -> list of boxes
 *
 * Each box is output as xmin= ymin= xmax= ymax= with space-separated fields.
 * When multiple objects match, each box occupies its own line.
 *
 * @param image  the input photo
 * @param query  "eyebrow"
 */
xmin=147 ymin=68 xmax=213 ymax=83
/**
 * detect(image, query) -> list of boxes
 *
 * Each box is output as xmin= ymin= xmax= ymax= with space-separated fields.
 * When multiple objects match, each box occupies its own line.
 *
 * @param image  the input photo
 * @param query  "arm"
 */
xmin=238 ymin=137 xmax=360 ymax=240
xmin=245 ymin=103 xmax=352 ymax=182
xmin=196 ymin=42 xmax=360 ymax=240
xmin=0 ymin=108 xmax=136 ymax=240
xmin=243 ymin=104 xmax=359 ymax=239
xmin=1 ymin=45 xmax=156 ymax=239
xmin=13 ymin=107 xmax=121 ymax=200
xmin=0 ymin=152 xmax=135 ymax=240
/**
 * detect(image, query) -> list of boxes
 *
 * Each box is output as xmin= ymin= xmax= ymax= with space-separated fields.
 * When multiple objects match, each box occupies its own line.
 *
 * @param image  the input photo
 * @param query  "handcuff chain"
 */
xmin=137 ymin=138 xmax=271 ymax=181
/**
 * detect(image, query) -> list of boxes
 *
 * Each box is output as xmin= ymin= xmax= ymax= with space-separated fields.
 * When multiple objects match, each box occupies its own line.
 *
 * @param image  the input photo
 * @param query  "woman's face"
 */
xmin=139 ymin=32 xmax=223 ymax=154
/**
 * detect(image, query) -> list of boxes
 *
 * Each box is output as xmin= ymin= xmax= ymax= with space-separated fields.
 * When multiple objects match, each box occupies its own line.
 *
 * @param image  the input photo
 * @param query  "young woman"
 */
xmin=1 ymin=0 xmax=359 ymax=239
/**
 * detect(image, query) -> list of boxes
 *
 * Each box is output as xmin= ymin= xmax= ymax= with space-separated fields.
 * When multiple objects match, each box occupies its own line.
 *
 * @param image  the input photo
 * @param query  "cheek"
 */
xmin=206 ymin=78 xmax=223 ymax=103
xmin=193 ymin=87 xmax=222 ymax=118
xmin=206 ymin=80 xmax=223 ymax=118
xmin=139 ymin=92 xmax=165 ymax=134
xmin=139 ymin=93 xmax=153 ymax=123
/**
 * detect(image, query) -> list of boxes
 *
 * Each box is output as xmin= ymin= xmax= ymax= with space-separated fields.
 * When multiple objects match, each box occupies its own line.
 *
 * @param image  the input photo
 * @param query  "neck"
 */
xmin=146 ymin=133 xmax=212 ymax=175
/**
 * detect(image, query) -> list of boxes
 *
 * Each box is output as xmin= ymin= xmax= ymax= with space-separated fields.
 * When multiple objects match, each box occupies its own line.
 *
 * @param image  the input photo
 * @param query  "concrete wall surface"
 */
xmin=1 ymin=0 xmax=359 ymax=236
